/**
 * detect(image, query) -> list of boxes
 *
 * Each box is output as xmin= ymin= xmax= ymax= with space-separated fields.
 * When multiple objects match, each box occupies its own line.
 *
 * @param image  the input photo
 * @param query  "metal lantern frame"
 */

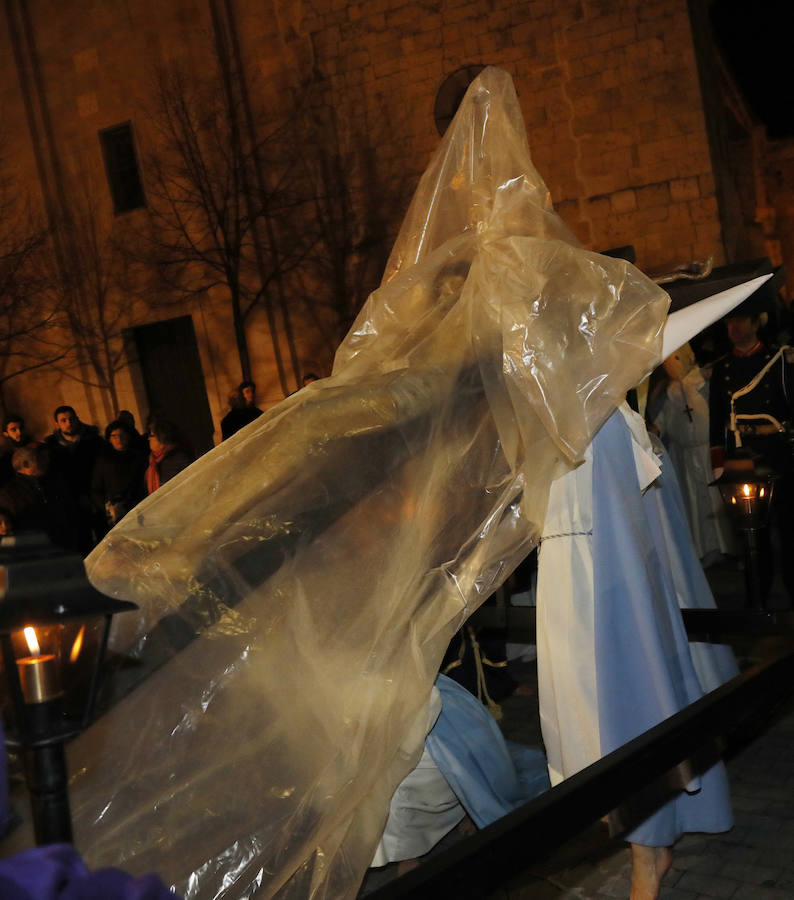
xmin=711 ymin=465 xmax=777 ymax=609
xmin=0 ymin=533 xmax=137 ymax=845
xmin=714 ymin=470 xmax=776 ymax=532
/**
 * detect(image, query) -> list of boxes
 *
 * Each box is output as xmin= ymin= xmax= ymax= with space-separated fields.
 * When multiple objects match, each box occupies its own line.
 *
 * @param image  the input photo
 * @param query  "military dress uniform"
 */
xmin=709 ymin=342 xmax=794 ymax=600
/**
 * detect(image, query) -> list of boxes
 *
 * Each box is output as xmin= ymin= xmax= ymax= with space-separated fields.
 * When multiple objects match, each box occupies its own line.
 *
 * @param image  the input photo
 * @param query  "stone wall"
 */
xmin=2 ymin=0 xmax=751 ymax=434
xmin=266 ymin=0 xmax=724 ymax=270
xmin=766 ymin=140 xmax=794 ymax=300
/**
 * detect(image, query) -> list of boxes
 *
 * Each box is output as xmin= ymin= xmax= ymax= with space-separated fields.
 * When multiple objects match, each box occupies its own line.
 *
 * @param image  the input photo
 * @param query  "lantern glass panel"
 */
xmin=0 ymin=620 xmax=105 ymax=719
xmin=717 ymin=478 xmax=774 ymax=529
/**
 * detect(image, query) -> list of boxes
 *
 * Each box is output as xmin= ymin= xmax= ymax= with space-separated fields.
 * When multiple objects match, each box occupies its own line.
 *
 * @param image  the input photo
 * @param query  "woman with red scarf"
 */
xmin=145 ymin=420 xmax=193 ymax=495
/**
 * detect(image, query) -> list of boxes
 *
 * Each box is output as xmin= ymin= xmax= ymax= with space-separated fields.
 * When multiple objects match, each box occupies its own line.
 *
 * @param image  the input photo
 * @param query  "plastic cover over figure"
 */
xmin=69 ymin=69 xmax=731 ymax=898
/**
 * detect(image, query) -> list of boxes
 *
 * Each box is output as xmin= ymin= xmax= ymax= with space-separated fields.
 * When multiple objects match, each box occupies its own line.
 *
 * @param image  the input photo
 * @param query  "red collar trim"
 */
xmin=732 ymin=341 xmax=763 ymax=358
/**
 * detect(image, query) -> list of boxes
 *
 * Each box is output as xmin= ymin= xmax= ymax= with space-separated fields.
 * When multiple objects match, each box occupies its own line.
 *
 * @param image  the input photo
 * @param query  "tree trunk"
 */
xmin=263 ymin=210 xmax=301 ymax=389
xmin=105 ymin=374 xmax=119 ymax=420
xmin=210 ymin=0 xmax=288 ymax=396
xmin=231 ymin=285 xmax=252 ymax=382
xmin=214 ymin=0 xmax=295 ymax=396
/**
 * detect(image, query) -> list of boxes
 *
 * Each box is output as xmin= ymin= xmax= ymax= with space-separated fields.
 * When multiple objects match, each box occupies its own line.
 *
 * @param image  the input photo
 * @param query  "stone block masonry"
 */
xmin=275 ymin=0 xmax=725 ymax=272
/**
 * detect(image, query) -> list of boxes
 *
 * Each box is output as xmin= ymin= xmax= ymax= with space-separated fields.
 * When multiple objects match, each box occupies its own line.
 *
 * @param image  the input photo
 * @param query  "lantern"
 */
xmin=712 ymin=464 xmax=777 ymax=609
xmin=0 ymin=534 xmax=137 ymax=845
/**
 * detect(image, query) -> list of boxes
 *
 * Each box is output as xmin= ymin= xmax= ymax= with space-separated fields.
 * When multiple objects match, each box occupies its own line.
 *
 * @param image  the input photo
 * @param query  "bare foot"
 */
xmin=513 ymin=682 xmax=536 ymax=697
xmin=456 ymin=814 xmax=477 ymax=837
xmin=395 ymin=818 xmax=476 ymax=877
xmin=629 ymin=844 xmax=673 ymax=899
xmin=396 ymin=858 xmax=420 ymax=876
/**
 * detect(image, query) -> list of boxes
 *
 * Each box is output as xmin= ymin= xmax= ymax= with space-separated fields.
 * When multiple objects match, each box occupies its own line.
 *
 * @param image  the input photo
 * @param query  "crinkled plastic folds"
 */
xmin=70 ymin=68 xmax=668 ymax=899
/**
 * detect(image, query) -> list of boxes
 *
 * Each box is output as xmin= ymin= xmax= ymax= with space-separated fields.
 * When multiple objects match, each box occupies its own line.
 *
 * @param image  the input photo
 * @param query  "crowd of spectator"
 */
xmin=0 ymin=406 xmax=193 ymax=555
xmin=0 ymin=375 xmax=320 ymax=554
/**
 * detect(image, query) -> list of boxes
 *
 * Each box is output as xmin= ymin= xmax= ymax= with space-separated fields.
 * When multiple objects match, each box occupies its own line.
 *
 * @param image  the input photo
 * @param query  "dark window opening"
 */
xmin=99 ymin=122 xmax=146 ymax=213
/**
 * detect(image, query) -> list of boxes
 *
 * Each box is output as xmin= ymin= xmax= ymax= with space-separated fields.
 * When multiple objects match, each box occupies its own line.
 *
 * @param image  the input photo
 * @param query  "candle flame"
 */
xmin=70 ymin=625 xmax=86 ymax=663
xmin=743 ymin=483 xmax=751 ymax=497
xmin=760 ymin=487 xmax=765 ymax=497
xmin=23 ymin=626 xmax=40 ymax=656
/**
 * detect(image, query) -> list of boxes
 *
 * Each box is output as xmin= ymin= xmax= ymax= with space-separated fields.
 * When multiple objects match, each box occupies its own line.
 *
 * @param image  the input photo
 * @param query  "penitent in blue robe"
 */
xmin=427 ymin=675 xmax=550 ymax=828
xmin=372 ymin=675 xmax=549 ymax=865
xmin=538 ymin=405 xmax=735 ymax=847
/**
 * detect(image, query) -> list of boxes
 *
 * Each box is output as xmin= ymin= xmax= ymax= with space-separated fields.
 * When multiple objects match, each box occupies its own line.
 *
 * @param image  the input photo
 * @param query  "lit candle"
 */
xmin=16 ymin=626 xmax=61 ymax=703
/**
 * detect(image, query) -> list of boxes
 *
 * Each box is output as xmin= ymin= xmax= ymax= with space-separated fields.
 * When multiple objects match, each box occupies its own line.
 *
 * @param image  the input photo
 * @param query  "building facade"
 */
xmin=1 ymin=0 xmax=788 ymax=446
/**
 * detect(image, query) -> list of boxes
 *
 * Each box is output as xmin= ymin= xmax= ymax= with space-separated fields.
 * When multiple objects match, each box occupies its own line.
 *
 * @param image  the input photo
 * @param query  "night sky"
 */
xmin=710 ymin=0 xmax=794 ymax=139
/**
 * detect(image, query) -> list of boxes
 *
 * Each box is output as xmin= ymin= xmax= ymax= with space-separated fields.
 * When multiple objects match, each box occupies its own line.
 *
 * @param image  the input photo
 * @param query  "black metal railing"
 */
xmin=364 ymin=609 xmax=794 ymax=899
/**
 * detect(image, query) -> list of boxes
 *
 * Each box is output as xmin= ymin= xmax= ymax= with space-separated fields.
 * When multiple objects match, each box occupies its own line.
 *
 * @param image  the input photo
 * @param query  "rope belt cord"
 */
xmin=441 ymin=633 xmax=467 ymax=674
xmin=467 ymin=625 xmax=503 ymax=721
xmin=540 ymin=530 xmax=593 ymax=541
xmin=442 ymin=626 xmax=504 ymax=720
xmin=729 ymin=347 xmax=787 ymax=448
xmin=440 ymin=625 xmax=506 ymax=720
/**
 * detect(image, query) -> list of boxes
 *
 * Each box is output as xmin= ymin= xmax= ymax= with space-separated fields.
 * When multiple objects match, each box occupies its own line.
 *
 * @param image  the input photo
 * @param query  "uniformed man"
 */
xmin=709 ymin=295 xmax=794 ymax=601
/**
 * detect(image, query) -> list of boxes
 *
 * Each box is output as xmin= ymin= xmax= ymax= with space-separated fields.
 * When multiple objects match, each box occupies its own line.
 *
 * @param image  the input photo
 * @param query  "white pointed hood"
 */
xmin=661 ymin=273 xmax=774 ymax=360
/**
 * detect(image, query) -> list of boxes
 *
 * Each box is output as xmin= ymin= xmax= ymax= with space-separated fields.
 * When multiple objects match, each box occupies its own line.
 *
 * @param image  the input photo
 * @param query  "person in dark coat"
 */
xmin=709 ymin=298 xmax=794 ymax=601
xmin=0 ymin=414 xmax=29 ymax=487
xmin=145 ymin=419 xmax=193 ymax=494
xmin=44 ymin=405 xmax=104 ymax=553
xmin=91 ymin=420 xmax=148 ymax=532
xmin=0 ymin=446 xmax=50 ymax=534
xmin=116 ymin=409 xmax=149 ymax=455
xmin=220 ymin=386 xmax=261 ymax=440
xmin=0 ymin=506 xmax=14 ymax=536
xmin=0 ymin=446 xmax=75 ymax=549
xmin=240 ymin=380 xmax=263 ymax=413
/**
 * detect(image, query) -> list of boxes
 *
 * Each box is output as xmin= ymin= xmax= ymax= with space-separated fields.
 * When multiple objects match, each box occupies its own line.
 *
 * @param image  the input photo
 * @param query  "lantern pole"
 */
xmin=21 ymin=715 xmax=73 ymax=845
xmin=744 ymin=528 xmax=764 ymax=610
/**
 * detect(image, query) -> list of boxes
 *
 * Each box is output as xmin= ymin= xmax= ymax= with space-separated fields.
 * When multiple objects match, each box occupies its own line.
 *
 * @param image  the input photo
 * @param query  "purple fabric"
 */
xmin=0 ymin=844 xmax=178 ymax=900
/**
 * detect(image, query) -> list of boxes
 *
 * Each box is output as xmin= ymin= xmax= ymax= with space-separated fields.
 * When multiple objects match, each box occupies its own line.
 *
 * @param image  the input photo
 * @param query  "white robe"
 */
xmin=372 ymin=687 xmax=463 ymax=866
xmin=653 ymin=368 xmax=734 ymax=560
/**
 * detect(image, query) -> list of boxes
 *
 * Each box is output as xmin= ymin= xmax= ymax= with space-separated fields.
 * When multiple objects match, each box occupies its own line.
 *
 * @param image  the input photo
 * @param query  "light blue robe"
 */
xmin=373 ymin=675 xmax=549 ymax=864
xmin=427 ymin=675 xmax=549 ymax=828
xmin=539 ymin=406 xmax=735 ymax=847
xmin=593 ymin=409 xmax=734 ymax=845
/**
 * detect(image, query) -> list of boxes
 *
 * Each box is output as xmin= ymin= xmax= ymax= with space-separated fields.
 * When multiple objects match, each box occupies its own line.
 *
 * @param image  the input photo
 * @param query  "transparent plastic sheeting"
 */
xmin=70 ymin=68 xmax=668 ymax=899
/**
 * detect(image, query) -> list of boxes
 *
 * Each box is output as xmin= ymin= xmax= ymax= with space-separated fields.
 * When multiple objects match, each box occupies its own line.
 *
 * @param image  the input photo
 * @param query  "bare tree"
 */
xmin=42 ymin=181 xmax=143 ymax=417
xmin=140 ymin=45 xmax=408 ymax=394
xmin=141 ymin=62 xmax=309 ymax=393
xmin=0 ymin=178 xmax=64 ymax=417
xmin=290 ymin=79 xmax=409 ymax=355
